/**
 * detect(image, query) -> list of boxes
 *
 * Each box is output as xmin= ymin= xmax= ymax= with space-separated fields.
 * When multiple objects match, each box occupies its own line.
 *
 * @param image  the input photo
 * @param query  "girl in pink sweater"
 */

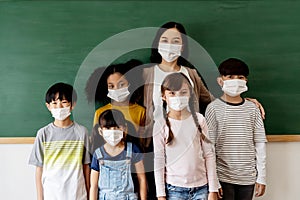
xmin=153 ymin=73 xmax=219 ymax=200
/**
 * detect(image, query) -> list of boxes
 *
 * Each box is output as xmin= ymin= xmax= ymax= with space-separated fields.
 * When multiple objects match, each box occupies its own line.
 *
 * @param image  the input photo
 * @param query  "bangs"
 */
xmin=161 ymin=73 xmax=191 ymax=92
xmin=98 ymin=109 xmax=126 ymax=128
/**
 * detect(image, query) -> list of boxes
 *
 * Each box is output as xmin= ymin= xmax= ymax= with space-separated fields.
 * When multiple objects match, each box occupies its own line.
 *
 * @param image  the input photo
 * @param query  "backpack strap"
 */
xmin=126 ymin=142 xmax=132 ymax=160
xmin=95 ymin=148 xmax=103 ymax=159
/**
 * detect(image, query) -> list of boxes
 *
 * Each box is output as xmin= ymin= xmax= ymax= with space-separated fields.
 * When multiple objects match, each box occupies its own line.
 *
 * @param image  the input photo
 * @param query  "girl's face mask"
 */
xmin=101 ymin=129 xmax=124 ymax=146
xmin=107 ymin=86 xmax=130 ymax=102
xmin=167 ymin=96 xmax=189 ymax=111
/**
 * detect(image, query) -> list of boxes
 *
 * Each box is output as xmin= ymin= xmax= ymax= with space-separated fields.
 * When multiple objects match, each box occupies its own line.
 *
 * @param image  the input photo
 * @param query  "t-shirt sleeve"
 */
xmin=28 ymin=129 xmax=44 ymax=167
xmin=205 ymin=103 xmax=218 ymax=145
xmin=132 ymin=143 xmax=143 ymax=164
xmin=82 ymin=126 xmax=91 ymax=164
xmin=90 ymin=152 xmax=100 ymax=171
xmin=254 ymin=106 xmax=267 ymax=143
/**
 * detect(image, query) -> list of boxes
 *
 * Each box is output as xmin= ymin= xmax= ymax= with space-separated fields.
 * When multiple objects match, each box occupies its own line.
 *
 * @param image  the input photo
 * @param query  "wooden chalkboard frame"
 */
xmin=1 ymin=135 xmax=300 ymax=144
xmin=1 ymin=1 xmax=300 ymax=141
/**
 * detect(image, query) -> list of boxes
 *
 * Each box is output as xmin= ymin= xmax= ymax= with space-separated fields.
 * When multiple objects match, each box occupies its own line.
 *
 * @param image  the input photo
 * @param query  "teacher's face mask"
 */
xmin=158 ymin=42 xmax=182 ymax=63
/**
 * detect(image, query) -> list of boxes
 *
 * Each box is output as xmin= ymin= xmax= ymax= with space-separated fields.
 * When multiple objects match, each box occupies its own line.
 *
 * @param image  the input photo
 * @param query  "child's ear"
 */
xmin=97 ymin=127 xmax=103 ymax=136
xmin=217 ymin=77 xmax=223 ymax=87
xmin=45 ymin=103 xmax=51 ymax=111
xmin=162 ymin=94 xmax=166 ymax=101
xmin=70 ymin=102 xmax=76 ymax=111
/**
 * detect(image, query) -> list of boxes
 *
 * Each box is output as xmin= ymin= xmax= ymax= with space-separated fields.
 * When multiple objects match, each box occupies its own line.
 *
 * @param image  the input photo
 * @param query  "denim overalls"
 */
xmin=95 ymin=142 xmax=138 ymax=200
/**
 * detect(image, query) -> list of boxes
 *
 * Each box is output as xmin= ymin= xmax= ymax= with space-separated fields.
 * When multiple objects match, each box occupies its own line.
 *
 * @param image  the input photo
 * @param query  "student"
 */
xmin=205 ymin=58 xmax=267 ymax=200
xmin=29 ymin=82 xmax=91 ymax=200
xmin=90 ymin=109 xmax=147 ymax=200
xmin=85 ymin=59 xmax=146 ymax=153
xmin=153 ymin=73 xmax=218 ymax=200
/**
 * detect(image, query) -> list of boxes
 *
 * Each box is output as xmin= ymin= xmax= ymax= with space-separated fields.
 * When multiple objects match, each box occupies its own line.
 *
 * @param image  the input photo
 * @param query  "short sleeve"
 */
xmin=254 ymin=107 xmax=267 ymax=143
xmin=82 ymin=126 xmax=91 ymax=164
xmin=90 ymin=152 xmax=100 ymax=171
xmin=205 ymin=103 xmax=218 ymax=145
xmin=28 ymin=129 xmax=44 ymax=167
xmin=131 ymin=143 xmax=143 ymax=164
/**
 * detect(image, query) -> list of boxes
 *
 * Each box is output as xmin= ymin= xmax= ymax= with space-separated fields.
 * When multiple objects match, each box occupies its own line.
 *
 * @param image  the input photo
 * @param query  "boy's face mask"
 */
xmin=107 ymin=86 xmax=130 ymax=102
xmin=51 ymin=106 xmax=71 ymax=121
xmin=158 ymin=43 xmax=182 ymax=63
xmin=222 ymin=79 xmax=248 ymax=97
xmin=101 ymin=129 xmax=123 ymax=146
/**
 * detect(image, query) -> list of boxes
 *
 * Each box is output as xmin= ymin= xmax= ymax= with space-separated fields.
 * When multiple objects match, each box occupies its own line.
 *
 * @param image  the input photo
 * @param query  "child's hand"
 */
xmin=208 ymin=192 xmax=218 ymax=200
xmin=255 ymin=183 xmax=266 ymax=197
xmin=217 ymin=187 xmax=223 ymax=199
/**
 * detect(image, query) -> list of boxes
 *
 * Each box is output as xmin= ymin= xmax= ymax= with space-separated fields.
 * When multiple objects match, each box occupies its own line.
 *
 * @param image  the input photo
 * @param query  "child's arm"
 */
xmin=134 ymin=160 xmax=147 ymax=200
xmin=35 ymin=166 xmax=43 ymax=200
xmin=255 ymin=142 xmax=267 ymax=197
xmin=83 ymin=164 xmax=91 ymax=199
xmin=90 ymin=169 xmax=99 ymax=200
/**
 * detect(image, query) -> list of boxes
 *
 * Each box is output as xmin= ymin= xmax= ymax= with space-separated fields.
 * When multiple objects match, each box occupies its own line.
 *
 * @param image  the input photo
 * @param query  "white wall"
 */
xmin=0 ymin=142 xmax=299 ymax=200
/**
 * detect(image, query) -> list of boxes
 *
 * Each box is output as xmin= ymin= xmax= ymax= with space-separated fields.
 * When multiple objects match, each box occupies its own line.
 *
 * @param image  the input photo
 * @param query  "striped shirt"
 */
xmin=29 ymin=122 xmax=91 ymax=200
xmin=205 ymin=98 xmax=267 ymax=185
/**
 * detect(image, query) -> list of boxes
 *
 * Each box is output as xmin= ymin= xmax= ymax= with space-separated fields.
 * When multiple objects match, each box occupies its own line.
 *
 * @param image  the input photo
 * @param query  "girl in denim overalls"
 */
xmin=90 ymin=109 xmax=147 ymax=200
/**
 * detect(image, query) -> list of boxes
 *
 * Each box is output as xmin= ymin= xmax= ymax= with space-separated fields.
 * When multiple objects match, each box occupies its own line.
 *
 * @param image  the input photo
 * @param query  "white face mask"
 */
xmin=158 ymin=43 xmax=182 ymax=63
xmin=107 ymin=86 xmax=130 ymax=102
xmin=167 ymin=96 xmax=189 ymax=111
xmin=222 ymin=79 xmax=248 ymax=97
xmin=102 ymin=129 xmax=123 ymax=146
xmin=51 ymin=106 xmax=71 ymax=121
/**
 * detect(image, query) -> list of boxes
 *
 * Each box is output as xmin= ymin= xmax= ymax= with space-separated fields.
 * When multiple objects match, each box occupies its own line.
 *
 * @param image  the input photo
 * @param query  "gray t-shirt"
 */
xmin=29 ymin=122 xmax=91 ymax=200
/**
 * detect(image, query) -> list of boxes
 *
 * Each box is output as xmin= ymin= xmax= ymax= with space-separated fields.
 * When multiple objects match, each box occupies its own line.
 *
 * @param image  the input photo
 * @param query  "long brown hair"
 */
xmin=161 ymin=73 xmax=210 ymax=144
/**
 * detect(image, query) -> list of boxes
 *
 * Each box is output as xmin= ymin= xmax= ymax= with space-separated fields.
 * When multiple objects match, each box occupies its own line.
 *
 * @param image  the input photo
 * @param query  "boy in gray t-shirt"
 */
xmin=29 ymin=82 xmax=91 ymax=200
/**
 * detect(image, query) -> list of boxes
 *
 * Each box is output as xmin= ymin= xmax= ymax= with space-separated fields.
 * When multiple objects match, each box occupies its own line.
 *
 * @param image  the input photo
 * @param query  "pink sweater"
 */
xmin=153 ymin=113 xmax=218 ymax=197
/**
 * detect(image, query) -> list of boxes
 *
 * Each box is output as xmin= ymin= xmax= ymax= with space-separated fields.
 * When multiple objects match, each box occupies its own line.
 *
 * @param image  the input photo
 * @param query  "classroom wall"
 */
xmin=0 ymin=142 xmax=299 ymax=200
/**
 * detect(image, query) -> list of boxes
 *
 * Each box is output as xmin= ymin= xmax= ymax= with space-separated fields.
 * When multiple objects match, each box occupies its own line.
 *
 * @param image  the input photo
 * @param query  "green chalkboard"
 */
xmin=0 ymin=1 xmax=299 ymax=138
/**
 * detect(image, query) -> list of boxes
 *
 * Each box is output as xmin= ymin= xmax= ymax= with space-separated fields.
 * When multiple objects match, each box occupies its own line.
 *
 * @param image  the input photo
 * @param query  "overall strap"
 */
xmin=95 ymin=148 xmax=103 ymax=160
xmin=126 ymin=142 xmax=132 ymax=159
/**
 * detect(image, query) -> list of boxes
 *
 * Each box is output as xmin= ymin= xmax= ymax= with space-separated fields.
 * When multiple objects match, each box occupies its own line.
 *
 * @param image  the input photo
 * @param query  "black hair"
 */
xmin=161 ymin=73 xmax=210 ymax=144
xmin=218 ymin=58 xmax=249 ymax=77
xmin=150 ymin=21 xmax=210 ymax=90
xmin=85 ymin=59 xmax=144 ymax=107
xmin=150 ymin=21 xmax=189 ymax=65
xmin=45 ymin=82 xmax=77 ymax=104
xmin=98 ymin=109 xmax=126 ymax=129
